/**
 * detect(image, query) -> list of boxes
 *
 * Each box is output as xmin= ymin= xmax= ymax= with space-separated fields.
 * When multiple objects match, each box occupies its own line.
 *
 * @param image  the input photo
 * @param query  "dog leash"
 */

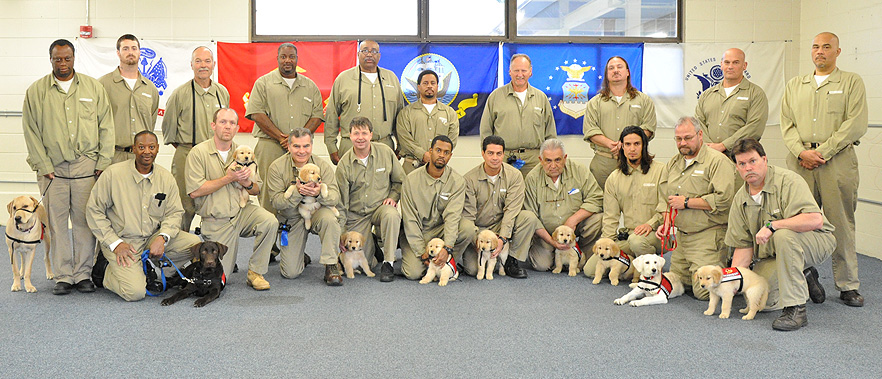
xmin=141 ymin=250 xmax=191 ymax=297
xmin=661 ymin=205 xmax=678 ymax=258
xmin=35 ymin=173 xmax=96 ymax=207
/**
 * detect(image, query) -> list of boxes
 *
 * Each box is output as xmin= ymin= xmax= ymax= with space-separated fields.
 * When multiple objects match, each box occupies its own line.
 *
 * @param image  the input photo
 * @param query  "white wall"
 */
xmin=2 ymin=0 xmax=881 ymax=258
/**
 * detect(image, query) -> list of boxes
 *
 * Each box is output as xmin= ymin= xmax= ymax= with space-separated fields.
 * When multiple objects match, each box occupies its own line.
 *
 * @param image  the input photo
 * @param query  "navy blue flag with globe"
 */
xmin=381 ymin=43 xmax=499 ymax=136
xmin=503 ymin=43 xmax=644 ymax=135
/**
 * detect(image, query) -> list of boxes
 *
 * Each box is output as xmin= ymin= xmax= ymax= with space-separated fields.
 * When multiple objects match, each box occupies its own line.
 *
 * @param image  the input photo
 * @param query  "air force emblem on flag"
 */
xmin=140 ymin=48 xmax=168 ymax=95
xmin=557 ymin=63 xmax=594 ymax=119
xmin=400 ymin=53 xmax=460 ymax=106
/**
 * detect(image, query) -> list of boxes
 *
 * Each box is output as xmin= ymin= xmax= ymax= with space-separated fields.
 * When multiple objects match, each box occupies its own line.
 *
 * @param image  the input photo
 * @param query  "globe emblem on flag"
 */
xmin=400 ymin=53 xmax=460 ymax=105
xmin=694 ymin=64 xmax=724 ymax=98
xmin=139 ymin=48 xmax=168 ymax=95
xmin=557 ymin=63 xmax=593 ymax=119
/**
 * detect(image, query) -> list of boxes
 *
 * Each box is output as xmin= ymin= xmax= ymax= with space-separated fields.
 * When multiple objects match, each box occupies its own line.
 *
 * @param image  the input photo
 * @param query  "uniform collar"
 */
xmin=541 ymin=161 xmax=572 ymax=188
xmin=127 ymin=160 xmax=154 ymax=184
xmin=209 ymin=139 xmax=238 ymax=165
xmin=417 ymin=164 xmax=451 ymax=185
xmin=801 ymin=67 xmax=841 ymax=86
xmin=50 ymin=72 xmax=80 ymax=90
xmin=679 ymin=144 xmax=710 ymax=167
xmin=193 ymin=79 xmax=218 ymax=97
xmin=503 ymin=82 xmax=534 ymax=98
xmin=477 ymin=163 xmax=505 ymax=182
xmin=111 ymin=67 xmax=147 ymax=86
xmin=711 ymin=77 xmax=750 ymax=94
xmin=348 ymin=144 xmax=377 ymax=164
xmin=271 ymin=68 xmax=302 ymax=89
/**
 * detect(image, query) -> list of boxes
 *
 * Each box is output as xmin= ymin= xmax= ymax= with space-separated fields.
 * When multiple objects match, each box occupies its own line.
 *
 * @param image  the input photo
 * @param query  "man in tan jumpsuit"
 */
xmin=87 ymin=131 xmax=200 ymax=301
xmin=22 ymin=39 xmax=114 ymax=295
xmin=162 ymin=46 xmax=230 ymax=232
xmin=400 ymin=136 xmax=475 ymax=280
xmin=267 ymin=128 xmax=344 ymax=286
xmin=396 ymin=69 xmax=459 ymax=174
xmin=99 ymin=34 xmax=159 ymax=164
xmin=325 ymin=40 xmax=404 ymax=164
xmin=727 ymin=138 xmax=834 ymax=331
xmin=781 ymin=32 xmax=868 ymax=307
xmin=523 ymin=139 xmax=603 ymax=272
xmin=695 ymin=48 xmax=769 ymax=154
xmin=583 ymin=56 xmax=657 ymax=189
xmin=246 ymin=43 xmax=323 ymax=217
xmin=655 ymin=116 xmax=736 ymax=300
xmin=584 ymin=126 xmax=663 ymax=278
xmin=186 ymin=108 xmax=277 ymax=290
xmin=480 ymin=54 xmax=556 ymax=176
xmin=335 ymin=117 xmax=404 ymax=282
xmin=461 ymin=135 xmax=538 ymax=279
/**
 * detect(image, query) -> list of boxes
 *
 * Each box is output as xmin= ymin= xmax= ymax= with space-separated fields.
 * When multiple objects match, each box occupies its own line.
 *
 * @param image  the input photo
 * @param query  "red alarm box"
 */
xmin=80 ymin=25 xmax=93 ymax=38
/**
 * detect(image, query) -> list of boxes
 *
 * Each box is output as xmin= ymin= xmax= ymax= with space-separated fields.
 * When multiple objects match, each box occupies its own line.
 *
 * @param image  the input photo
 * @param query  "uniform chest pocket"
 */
xmin=136 ymin=93 xmax=154 ymax=114
xmin=78 ymin=98 xmax=96 ymax=120
xmin=639 ymin=183 xmax=658 ymax=206
xmin=147 ymin=192 xmax=168 ymax=218
xmin=729 ymin=98 xmax=750 ymax=123
xmin=628 ymin=105 xmax=643 ymax=124
xmin=437 ymin=191 xmax=452 ymax=210
xmin=531 ymin=106 xmax=545 ymax=127
xmin=826 ymin=92 xmax=845 ymax=114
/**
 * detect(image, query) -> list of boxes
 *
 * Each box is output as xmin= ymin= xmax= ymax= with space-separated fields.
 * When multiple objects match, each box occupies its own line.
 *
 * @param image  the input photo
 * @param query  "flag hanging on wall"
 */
xmin=217 ymin=41 xmax=357 ymax=133
xmin=502 ymin=43 xmax=644 ymax=135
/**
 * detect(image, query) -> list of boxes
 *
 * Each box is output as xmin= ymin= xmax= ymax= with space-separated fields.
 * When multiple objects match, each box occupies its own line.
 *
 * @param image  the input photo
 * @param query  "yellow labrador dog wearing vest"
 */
xmin=695 ymin=265 xmax=769 ymax=320
xmin=551 ymin=225 xmax=580 ymax=276
xmin=284 ymin=162 xmax=340 ymax=230
xmin=591 ymin=237 xmax=635 ymax=286
xmin=339 ymin=231 xmax=375 ymax=279
xmin=419 ymin=238 xmax=458 ymax=286
xmin=614 ymin=254 xmax=684 ymax=307
xmin=475 ymin=229 xmax=508 ymax=281
xmin=5 ymin=196 xmax=53 ymax=292
xmin=225 ymin=145 xmax=257 ymax=208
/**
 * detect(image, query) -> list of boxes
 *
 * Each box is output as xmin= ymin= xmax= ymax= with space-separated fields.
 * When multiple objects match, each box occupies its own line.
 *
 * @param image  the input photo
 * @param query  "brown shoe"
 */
xmin=803 ymin=267 xmax=825 ymax=303
xmin=840 ymin=290 xmax=864 ymax=307
xmin=246 ymin=270 xmax=270 ymax=291
xmin=324 ymin=264 xmax=343 ymax=286
xmin=772 ymin=304 xmax=807 ymax=331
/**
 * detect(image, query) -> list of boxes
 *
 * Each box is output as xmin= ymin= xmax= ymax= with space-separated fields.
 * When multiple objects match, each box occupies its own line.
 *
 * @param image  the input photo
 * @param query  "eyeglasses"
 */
xmin=359 ymin=49 xmax=380 ymax=55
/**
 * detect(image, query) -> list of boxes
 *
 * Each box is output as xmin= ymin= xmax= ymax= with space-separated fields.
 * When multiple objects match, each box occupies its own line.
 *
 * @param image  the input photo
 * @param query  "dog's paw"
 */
xmin=486 ymin=273 xmax=493 ymax=280
xmin=611 ymin=279 xmax=620 ymax=286
xmin=568 ymin=270 xmax=577 ymax=277
xmin=476 ymin=272 xmax=484 ymax=280
xmin=11 ymin=282 xmax=21 ymax=292
xmin=365 ymin=271 xmax=375 ymax=278
xmin=438 ymin=281 xmax=448 ymax=287
xmin=741 ymin=314 xmax=756 ymax=321
xmin=160 ymin=299 xmax=172 ymax=306
xmin=25 ymin=283 xmax=37 ymax=293
xmin=418 ymin=279 xmax=430 ymax=284
xmin=738 ymin=307 xmax=749 ymax=314
xmin=46 ymin=273 xmax=54 ymax=280
xmin=613 ymin=298 xmax=627 ymax=305
xmin=346 ymin=273 xmax=355 ymax=279
xmin=719 ymin=313 xmax=730 ymax=319
xmin=193 ymin=299 xmax=208 ymax=308
xmin=592 ymin=278 xmax=601 ymax=284
xmin=551 ymin=268 xmax=562 ymax=274
xmin=703 ymin=309 xmax=715 ymax=316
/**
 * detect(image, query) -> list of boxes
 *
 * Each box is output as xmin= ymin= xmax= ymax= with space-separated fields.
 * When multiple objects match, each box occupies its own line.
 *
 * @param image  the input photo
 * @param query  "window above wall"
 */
xmin=251 ymin=0 xmax=681 ymax=43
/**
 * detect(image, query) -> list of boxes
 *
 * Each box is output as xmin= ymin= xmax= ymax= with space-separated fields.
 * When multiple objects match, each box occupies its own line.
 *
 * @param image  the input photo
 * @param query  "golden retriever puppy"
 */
xmin=225 ymin=145 xmax=257 ymax=208
xmin=419 ymin=238 xmax=458 ymax=286
xmin=591 ymin=237 xmax=635 ymax=286
xmin=339 ymin=231 xmax=375 ymax=279
xmin=284 ymin=163 xmax=340 ymax=229
xmin=614 ymin=254 xmax=684 ymax=307
xmin=6 ymin=196 xmax=53 ymax=292
xmin=695 ymin=265 xmax=769 ymax=320
xmin=475 ymin=229 xmax=508 ymax=281
xmin=551 ymin=225 xmax=580 ymax=276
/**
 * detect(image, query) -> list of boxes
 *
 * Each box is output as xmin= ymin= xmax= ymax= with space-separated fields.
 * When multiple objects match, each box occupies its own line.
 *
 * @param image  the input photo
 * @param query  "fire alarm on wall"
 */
xmin=80 ymin=25 xmax=93 ymax=38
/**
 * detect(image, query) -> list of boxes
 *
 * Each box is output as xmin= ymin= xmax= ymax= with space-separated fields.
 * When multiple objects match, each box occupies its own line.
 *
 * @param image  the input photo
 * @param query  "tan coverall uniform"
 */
xmin=395 ymin=100 xmax=459 ymax=174
xmin=98 ymin=69 xmax=159 ymax=163
xmin=480 ymin=83 xmax=556 ymax=176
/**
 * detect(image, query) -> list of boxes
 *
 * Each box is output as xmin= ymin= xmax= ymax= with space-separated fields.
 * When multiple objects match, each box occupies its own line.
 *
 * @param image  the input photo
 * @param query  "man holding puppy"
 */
xmin=186 ymin=108 xmax=278 ymax=290
xmin=87 ymin=131 xmax=201 ymax=301
xmin=335 ymin=117 xmax=404 ymax=282
xmin=267 ymin=127 xmax=343 ymax=285
xmin=523 ymin=138 xmax=603 ymax=272
xmin=727 ymin=138 xmax=834 ymax=331
xmin=400 ymin=135 xmax=475 ymax=280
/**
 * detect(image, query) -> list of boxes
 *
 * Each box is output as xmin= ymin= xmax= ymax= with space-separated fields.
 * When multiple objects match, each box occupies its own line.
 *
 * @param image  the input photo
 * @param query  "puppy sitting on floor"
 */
xmin=6 ymin=196 xmax=53 ymax=293
xmin=475 ymin=229 xmax=508 ymax=281
xmin=339 ymin=231 xmax=375 ymax=279
xmin=284 ymin=162 xmax=340 ymax=230
xmin=419 ymin=238 xmax=458 ymax=286
xmin=225 ymin=145 xmax=257 ymax=208
xmin=161 ymin=241 xmax=227 ymax=308
xmin=695 ymin=265 xmax=769 ymax=320
xmin=614 ymin=254 xmax=684 ymax=307
xmin=551 ymin=225 xmax=580 ymax=276
xmin=591 ymin=237 xmax=635 ymax=286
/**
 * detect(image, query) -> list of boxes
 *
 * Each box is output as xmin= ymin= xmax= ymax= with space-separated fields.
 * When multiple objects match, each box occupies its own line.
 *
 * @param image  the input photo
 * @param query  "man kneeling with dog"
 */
xmin=87 ymin=131 xmax=201 ymax=301
xmin=726 ymin=138 xmax=834 ymax=331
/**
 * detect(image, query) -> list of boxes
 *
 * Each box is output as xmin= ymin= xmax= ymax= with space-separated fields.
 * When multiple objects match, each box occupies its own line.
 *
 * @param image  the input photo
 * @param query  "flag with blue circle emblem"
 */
xmin=503 ymin=43 xmax=644 ymax=135
xmin=380 ymin=43 xmax=499 ymax=136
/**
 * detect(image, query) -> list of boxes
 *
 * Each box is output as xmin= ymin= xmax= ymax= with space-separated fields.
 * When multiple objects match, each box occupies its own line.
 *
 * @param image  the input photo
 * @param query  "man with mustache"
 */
xmin=781 ymin=32 xmax=868 ymax=307
xmin=87 ymin=131 xmax=200 ymax=301
xmin=396 ymin=69 xmax=459 ymax=174
xmin=654 ymin=116 xmax=736 ymax=300
xmin=162 ymin=46 xmax=231 ymax=232
xmin=99 ymin=34 xmax=160 ymax=164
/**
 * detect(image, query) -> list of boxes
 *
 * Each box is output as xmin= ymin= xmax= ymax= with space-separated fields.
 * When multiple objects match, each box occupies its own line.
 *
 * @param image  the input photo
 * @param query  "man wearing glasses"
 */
xmin=325 ymin=40 xmax=404 ymax=165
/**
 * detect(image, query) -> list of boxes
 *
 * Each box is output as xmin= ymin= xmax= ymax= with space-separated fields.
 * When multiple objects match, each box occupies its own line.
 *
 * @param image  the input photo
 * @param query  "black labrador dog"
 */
xmin=161 ymin=241 xmax=227 ymax=307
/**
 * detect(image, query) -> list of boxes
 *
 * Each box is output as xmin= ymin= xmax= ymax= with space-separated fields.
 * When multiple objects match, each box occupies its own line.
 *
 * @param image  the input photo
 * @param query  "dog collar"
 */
xmin=720 ymin=267 xmax=744 ymax=294
xmin=236 ymin=160 xmax=255 ymax=167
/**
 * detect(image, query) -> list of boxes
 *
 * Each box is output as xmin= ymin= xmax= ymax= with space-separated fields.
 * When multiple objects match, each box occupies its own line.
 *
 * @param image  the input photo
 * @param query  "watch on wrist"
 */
xmin=684 ymin=197 xmax=690 ymax=209
xmin=443 ymin=246 xmax=454 ymax=254
xmin=244 ymin=181 xmax=254 ymax=190
xmin=766 ymin=221 xmax=776 ymax=233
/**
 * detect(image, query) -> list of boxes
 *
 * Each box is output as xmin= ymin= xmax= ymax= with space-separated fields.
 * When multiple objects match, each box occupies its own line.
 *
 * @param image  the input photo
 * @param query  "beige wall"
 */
xmin=2 ymin=0 xmax=881 ymax=258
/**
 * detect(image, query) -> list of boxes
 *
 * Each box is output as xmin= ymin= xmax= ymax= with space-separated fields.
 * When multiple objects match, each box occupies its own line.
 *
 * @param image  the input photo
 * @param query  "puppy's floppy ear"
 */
xmin=712 ymin=268 xmax=722 ymax=284
xmin=190 ymin=242 xmax=203 ymax=262
xmin=693 ymin=270 xmax=700 ymax=283
xmin=216 ymin=243 xmax=229 ymax=259
xmin=7 ymin=199 xmax=14 ymax=215
xmin=633 ymin=257 xmax=644 ymax=272
xmin=340 ymin=231 xmax=349 ymax=245
xmin=490 ymin=235 xmax=498 ymax=250
xmin=551 ymin=227 xmax=559 ymax=242
xmin=357 ymin=232 xmax=365 ymax=246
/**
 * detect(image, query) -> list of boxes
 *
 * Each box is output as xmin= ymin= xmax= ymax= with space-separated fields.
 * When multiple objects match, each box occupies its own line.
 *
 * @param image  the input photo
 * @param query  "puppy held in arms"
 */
xmin=339 ymin=231 xmax=375 ymax=279
xmin=475 ymin=229 xmax=508 ymax=281
xmin=6 ymin=196 xmax=53 ymax=293
xmin=161 ymin=241 xmax=228 ymax=308
xmin=225 ymin=145 xmax=257 ymax=208
xmin=551 ymin=225 xmax=580 ymax=276
xmin=614 ymin=254 xmax=684 ymax=307
xmin=284 ymin=162 xmax=340 ymax=230
xmin=590 ymin=237 xmax=635 ymax=286
xmin=419 ymin=238 xmax=458 ymax=286
xmin=695 ymin=265 xmax=769 ymax=320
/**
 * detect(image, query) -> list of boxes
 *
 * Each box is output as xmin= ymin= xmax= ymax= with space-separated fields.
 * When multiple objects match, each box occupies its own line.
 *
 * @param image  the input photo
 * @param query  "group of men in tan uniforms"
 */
xmin=21 ymin=32 xmax=866 ymax=331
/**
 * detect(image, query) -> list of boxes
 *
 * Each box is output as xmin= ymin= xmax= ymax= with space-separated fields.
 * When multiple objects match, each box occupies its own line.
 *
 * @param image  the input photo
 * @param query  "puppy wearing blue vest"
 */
xmin=695 ymin=265 xmax=769 ymax=320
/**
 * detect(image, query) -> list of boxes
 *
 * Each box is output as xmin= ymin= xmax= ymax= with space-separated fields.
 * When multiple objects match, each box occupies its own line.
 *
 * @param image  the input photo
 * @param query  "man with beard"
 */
xmin=99 ymin=34 xmax=160 ymax=164
xmin=655 ymin=116 xmax=736 ymax=300
xmin=400 ymin=136 xmax=475 ymax=280
xmin=396 ymin=69 xmax=459 ymax=174
xmin=87 ymin=131 xmax=200 ymax=301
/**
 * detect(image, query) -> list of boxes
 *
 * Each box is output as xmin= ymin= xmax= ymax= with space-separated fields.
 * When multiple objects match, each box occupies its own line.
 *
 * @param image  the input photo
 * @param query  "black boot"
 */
xmin=504 ymin=256 xmax=528 ymax=279
xmin=772 ymin=304 xmax=807 ymax=331
xmin=91 ymin=253 xmax=109 ymax=289
xmin=803 ymin=267 xmax=825 ymax=304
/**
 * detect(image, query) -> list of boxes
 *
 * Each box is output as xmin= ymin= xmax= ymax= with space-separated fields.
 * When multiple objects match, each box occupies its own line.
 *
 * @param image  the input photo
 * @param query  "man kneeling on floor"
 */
xmin=726 ymin=138 xmax=834 ymax=331
xmin=87 ymin=131 xmax=201 ymax=301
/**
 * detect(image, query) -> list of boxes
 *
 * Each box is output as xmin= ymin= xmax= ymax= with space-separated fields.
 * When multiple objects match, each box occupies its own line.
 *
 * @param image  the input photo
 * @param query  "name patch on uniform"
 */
xmin=438 ymin=117 xmax=447 ymax=123
xmin=79 ymin=98 xmax=93 ymax=102
xmin=737 ymin=96 xmax=749 ymax=100
xmin=631 ymin=104 xmax=642 ymax=108
xmin=440 ymin=192 xmax=451 ymax=200
xmin=376 ymin=167 xmax=386 ymax=172
xmin=534 ymin=107 xmax=542 ymax=111
xmin=568 ymin=188 xmax=580 ymax=195
xmin=692 ymin=170 xmax=704 ymax=176
xmin=500 ymin=188 xmax=507 ymax=193
xmin=303 ymin=97 xmax=313 ymax=102
xmin=643 ymin=183 xmax=656 ymax=187
xmin=829 ymin=90 xmax=843 ymax=94
xmin=141 ymin=93 xmax=152 ymax=98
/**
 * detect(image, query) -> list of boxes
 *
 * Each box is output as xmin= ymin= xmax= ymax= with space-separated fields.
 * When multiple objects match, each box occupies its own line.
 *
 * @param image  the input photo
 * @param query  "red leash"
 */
xmin=661 ymin=206 xmax=678 ymax=258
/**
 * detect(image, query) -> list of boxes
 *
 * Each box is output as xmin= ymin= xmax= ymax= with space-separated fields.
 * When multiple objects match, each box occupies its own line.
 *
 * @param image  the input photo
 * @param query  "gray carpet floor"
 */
xmin=2 ymin=233 xmax=881 ymax=377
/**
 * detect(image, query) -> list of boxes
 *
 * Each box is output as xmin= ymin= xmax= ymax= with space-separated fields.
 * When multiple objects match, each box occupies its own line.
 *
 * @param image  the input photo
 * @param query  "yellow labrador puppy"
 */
xmin=551 ymin=225 xmax=580 ymax=276
xmin=475 ymin=229 xmax=508 ymax=281
xmin=339 ymin=231 xmax=375 ymax=279
xmin=419 ymin=238 xmax=458 ymax=286
xmin=695 ymin=265 xmax=769 ymax=320
xmin=5 ymin=196 xmax=53 ymax=292
xmin=284 ymin=163 xmax=340 ymax=229
xmin=591 ymin=237 xmax=635 ymax=286
xmin=225 ymin=145 xmax=257 ymax=208
xmin=614 ymin=254 xmax=684 ymax=307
